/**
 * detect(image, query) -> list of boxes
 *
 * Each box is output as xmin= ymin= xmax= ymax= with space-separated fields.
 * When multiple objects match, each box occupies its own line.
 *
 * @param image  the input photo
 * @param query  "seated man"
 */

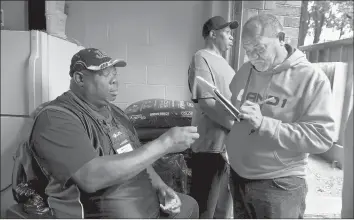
xmin=30 ymin=48 xmax=200 ymax=218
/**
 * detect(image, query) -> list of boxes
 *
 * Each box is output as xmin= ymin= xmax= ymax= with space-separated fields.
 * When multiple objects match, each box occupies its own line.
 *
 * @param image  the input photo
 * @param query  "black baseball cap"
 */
xmin=202 ymin=16 xmax=239 ymax=38
xmin=69 ymin=48 xmax=127 ymax=77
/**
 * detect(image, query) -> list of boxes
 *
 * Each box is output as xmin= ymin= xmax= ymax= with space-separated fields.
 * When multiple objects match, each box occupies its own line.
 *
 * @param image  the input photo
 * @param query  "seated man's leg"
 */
xmin=161 ymin=193 xmax=199 ymax=219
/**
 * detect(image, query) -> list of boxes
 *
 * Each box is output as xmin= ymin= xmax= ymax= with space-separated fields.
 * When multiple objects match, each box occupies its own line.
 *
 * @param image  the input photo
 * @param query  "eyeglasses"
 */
xmin=245 ymin=46 xmax=267 ymax=59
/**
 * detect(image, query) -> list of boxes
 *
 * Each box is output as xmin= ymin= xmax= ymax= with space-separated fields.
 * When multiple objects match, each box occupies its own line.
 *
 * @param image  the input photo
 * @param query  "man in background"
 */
xmin=188 ymin=16 xmax=238 ymax=218
xmin=226 ymin=14 xmax=335 ymax=218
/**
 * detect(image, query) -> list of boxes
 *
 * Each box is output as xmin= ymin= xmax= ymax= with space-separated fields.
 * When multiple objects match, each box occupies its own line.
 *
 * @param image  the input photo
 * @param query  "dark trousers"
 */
xmin=230 ymin=169 xmax=308 ymax=219
xmin=160 ymin=193 xmax=199 ymax=219
xmin=190 ymin=152 xmax=232 ymax=218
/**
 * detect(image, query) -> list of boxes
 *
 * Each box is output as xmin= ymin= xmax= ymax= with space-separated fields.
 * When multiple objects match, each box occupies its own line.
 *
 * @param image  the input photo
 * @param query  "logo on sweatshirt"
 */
xmin=246 ymin=92 xmax=288 ymax=108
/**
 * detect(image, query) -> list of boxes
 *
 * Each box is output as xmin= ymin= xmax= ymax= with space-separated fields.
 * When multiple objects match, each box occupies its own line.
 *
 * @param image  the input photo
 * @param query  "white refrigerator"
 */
xmin=1 ymin=30 xmax=84 ymax=115
xmin=1 ymin=31 xmax=84 ymax=215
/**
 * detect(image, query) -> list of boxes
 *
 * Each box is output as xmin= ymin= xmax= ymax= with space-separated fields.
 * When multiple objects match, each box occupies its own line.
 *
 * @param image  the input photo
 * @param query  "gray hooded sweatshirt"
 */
xmin=226 ymin=45 xmax=335 ymax=179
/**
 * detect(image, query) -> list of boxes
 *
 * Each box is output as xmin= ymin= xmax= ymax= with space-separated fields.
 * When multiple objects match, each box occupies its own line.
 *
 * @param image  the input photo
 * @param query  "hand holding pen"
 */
xmin=239 ymin=97 xmax=275 ymax=135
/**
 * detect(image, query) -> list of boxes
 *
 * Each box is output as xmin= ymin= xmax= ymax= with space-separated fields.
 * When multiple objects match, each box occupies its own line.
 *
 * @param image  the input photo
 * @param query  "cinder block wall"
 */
xmin=236 ymin=1 xmax=302 ymax=67
xmin=0 ymin=1 xmax=28 ymax=31
xmin=66 ymin=1 xmax=211 ymax=109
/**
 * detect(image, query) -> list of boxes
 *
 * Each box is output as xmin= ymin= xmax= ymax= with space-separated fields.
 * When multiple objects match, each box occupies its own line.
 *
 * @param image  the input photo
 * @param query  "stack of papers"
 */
xmin=196 ymin=76 xmax=242 ymax=122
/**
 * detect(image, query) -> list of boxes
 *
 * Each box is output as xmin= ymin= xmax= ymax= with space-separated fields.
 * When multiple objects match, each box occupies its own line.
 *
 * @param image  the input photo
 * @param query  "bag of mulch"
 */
xmin=140 ymin=138 xmax=192 ymax=194
xmin=152 ymin=153 xmax=191 ymax=194
xmin=125 ymin=99 xmax=194 ymax=128
xmin=136 ymin=128 xmax=170 ymax=141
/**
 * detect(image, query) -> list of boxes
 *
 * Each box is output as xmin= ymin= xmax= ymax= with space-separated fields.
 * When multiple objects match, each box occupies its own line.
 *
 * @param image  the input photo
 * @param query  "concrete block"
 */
xmin=276 ymin=1 xmax=302 ymax=7
xmin=102 ymin=42 xmax=127 ymax=61
xmin=243 ymin=1 xmax=265 ymax=9
xmin=270 ymin=4 xmax=301 ymax=16
xmin=264 ymin=1 xmax=277 ymax=10
xmin=165 ymin=46 xmax=194 ymax=66
xmin=165 ymin=86 xmax=190 ymax=101
xmin=148 ymin=26 xmax=195 ymax=46
xmin=83 ymin=23 xmax=109 ymax=48
xmin=115 ymin=84 xmax=165 ymax=104
xmin=109 ymin=24 xmax=149 ymax=46
xmin=259 ymin=10 xmax=287 ymax=27
xmin=127 ymin=45 xmax=166 ymax=66
xmin=147 ymin=65 xmax=188 ymax=86
xmin=119 ymin=65 xmax=147 ymax=84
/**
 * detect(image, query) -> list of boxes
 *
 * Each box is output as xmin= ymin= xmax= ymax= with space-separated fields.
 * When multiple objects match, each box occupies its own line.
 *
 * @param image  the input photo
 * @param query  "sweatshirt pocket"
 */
xmin=273 ymin=149 xmax=306 ymax=166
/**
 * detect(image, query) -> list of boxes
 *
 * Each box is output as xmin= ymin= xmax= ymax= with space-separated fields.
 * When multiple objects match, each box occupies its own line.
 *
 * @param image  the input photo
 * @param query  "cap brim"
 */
xmin=111 ymin=59 xmax=127 ymax=68
xmin=217 ymin=20 xmax=239 ymax=30
xmin=86 ymin=59 xmax=127 ymax=71
xmin=228 ymin=20 xmax=239 ymax=29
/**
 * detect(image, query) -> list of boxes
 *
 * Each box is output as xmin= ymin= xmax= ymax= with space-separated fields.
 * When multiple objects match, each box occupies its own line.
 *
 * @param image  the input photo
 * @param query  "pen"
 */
xmin=257 ymin=97 xmax=275 ymax=105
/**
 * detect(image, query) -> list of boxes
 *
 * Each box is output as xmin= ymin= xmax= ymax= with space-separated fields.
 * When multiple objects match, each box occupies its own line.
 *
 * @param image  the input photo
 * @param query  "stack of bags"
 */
xmin=125 ymin=99 xmax=194 ymax=194
xmin=45 ymin=1 xmax=67 ymax=39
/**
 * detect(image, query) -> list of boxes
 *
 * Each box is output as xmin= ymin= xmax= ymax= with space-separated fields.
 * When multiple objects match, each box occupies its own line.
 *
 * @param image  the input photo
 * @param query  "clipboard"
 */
xmin=196 ymin=76 xmax=242 ymax=122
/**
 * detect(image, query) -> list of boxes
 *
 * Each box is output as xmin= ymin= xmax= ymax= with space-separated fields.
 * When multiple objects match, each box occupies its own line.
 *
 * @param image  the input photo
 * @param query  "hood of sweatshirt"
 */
xmin=252 ymin=44 xmax=309 ymax=75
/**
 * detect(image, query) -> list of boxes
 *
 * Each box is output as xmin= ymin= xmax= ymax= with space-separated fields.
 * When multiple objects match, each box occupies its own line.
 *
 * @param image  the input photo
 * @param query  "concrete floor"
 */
xmin=304 ymin=155 xmax=343 ymax=218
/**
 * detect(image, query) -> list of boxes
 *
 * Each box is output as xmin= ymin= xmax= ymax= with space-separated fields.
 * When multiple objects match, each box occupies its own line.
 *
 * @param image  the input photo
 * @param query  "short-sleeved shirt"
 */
xmin=31 ymin=101 xmax=160 ymax=218
xmin=188 ymin=49 xmax=236 ymax=153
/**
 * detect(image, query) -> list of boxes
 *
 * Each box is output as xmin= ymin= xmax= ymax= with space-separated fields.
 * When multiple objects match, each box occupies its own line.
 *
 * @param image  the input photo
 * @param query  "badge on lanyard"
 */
xmin=116 ymin=143 xmax=134 ymax=154
xmin=108 ymin=126 xmax=134 ymax=154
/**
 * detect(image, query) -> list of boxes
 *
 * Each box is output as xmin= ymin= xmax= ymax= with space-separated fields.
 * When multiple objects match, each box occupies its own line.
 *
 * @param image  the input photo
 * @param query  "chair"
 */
xmin=6 ymin=204 xmax=52 ymax=219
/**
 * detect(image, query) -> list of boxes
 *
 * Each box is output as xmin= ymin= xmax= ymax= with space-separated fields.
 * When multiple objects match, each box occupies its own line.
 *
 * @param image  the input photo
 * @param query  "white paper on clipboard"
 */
xmin=196 ymin=76 xmax=242 ymax=122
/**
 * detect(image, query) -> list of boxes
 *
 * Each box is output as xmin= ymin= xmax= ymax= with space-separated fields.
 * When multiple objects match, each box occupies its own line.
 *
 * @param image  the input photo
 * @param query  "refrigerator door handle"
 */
xmin=28 ymin=30 xmax=40 ymax=114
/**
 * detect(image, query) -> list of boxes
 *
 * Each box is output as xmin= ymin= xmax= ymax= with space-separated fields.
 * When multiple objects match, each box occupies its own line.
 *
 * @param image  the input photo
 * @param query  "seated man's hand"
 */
xmin=160 ymin=126 xmax=200 ymax=154
xmin=157 ymin=185 xmax=181 ymax=215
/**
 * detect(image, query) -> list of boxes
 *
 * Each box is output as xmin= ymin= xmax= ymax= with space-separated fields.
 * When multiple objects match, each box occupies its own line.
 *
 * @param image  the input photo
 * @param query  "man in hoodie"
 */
xmin=188 ymin=16 xmax=238 ymax=218
xmin=226 ymin=14 xmax=335 ymax=218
